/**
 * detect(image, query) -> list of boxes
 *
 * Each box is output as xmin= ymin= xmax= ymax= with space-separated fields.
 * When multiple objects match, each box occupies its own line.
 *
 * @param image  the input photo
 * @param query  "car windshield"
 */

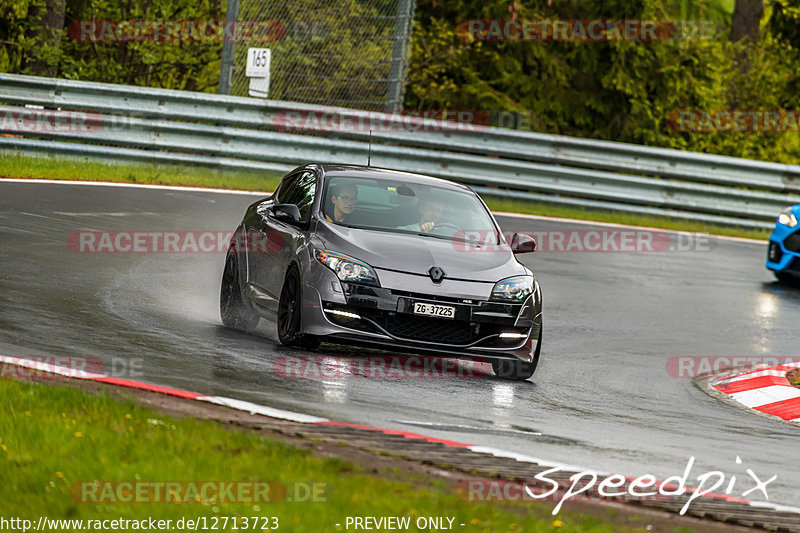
xmin=322 ymin=176 xmax=500 ymax=245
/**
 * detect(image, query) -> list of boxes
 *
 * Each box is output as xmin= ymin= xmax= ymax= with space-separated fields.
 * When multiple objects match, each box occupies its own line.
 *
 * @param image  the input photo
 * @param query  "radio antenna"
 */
xmin=367 ymin=130 xmax=372 ymax=167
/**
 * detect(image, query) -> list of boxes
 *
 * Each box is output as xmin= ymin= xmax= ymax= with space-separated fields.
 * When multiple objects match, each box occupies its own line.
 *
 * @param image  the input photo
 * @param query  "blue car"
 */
xmin=767 ymin=205 xmax=800 ymax=282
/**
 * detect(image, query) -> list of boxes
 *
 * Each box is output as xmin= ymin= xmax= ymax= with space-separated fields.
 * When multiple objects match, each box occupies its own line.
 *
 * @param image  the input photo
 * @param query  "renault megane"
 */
xmin=220 ymin=164 xmax=542 ymax=380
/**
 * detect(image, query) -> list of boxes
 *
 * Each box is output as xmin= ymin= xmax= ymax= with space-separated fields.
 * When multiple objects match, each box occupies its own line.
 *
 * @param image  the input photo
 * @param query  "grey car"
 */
xmin=220 ymin=164 xmax=542 ymax=380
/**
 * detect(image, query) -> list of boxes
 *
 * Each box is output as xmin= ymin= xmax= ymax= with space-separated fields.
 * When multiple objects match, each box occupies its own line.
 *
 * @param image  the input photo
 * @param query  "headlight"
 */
xmin=778 ymin=208 xmax=798 ymax=228
xmin=490 ymin=275 xmax=533 ymax=302
xmin=315 ymin=250 xmax=380 ymax=286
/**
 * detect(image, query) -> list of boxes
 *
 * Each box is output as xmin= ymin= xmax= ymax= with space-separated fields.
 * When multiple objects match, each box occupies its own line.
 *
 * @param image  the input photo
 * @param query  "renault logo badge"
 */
xmin=428 ymin=266 xmax=446 ymax=283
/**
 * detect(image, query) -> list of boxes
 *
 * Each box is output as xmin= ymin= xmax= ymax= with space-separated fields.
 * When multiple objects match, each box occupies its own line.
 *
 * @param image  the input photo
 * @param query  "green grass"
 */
xmin=483 ymin=197 xmax=771 ymax=241
xmin=0 ymin=153 xmax=283 ymax=192
xmin=0 ymin=377 xmax=662 ymax=532
xmin=0 ymin=152 xmax=770 ymax=241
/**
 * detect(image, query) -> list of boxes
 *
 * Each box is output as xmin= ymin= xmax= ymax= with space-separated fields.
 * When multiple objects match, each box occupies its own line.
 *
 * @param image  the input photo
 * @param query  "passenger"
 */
xmin=326 ymin=183 xmax=358 ymax=223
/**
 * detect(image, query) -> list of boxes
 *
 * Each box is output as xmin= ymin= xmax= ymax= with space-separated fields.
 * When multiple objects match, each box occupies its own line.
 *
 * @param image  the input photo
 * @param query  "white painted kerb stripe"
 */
xmin=729 ymin=386 xmax=800 ymax=408
xmin=198 ymin=395 xmax=328 ymax=424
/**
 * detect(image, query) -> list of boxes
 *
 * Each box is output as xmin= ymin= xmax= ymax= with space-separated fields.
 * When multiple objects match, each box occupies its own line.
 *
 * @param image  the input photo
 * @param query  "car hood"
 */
xmin=315 ymin=222 xmax=528 ymax=282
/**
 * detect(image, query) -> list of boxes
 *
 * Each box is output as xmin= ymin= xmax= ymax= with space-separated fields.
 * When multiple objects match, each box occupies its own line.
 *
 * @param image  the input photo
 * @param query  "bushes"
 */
xmin=407 ymin=0 xmax=800 ymax=164
xmin=2 ymin=0 xmax=800 ymax=163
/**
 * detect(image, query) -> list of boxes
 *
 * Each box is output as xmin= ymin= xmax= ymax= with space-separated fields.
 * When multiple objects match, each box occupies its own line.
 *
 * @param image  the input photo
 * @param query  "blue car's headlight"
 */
xmin=778 ymin=208 xmax=798 ymax=228
xmin=315 ymin=250 xmax=380 ymax=286
xmin=490 ymin=275 xmax=534 ymax=302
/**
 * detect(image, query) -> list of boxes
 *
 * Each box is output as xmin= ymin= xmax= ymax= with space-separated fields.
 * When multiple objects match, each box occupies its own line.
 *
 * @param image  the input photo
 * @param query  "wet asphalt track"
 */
xmin=1 ymin=180 xmax=799 ymax=507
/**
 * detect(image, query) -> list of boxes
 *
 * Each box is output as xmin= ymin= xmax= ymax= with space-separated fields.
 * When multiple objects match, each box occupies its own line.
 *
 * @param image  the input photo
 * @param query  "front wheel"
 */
xmin=277 ymin=267 xmax=320 ymax=349
xmin=492 ymin=324 xmax=542 ymax=381
xmin=775 ymin=272 xmax=797 ymax=285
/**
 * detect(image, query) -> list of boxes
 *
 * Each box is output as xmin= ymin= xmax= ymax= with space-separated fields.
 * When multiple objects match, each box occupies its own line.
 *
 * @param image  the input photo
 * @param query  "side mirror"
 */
xmin=510 ymin=232 xmax=537 ymax=254
xmin=271 ymin=203 xmax=302 ymax=225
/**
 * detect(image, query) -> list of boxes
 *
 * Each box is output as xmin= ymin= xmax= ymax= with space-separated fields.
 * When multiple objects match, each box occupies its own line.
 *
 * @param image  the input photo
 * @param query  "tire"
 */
xmin=775 ymin=272 xmax=797 ymax=285
xmin=492 ymin=324 xmax=542 ymax=381
xmin=220 ymin=245 xmax=260 ymax=331
xmin=277 ymin=266 xmax=320 ymax=349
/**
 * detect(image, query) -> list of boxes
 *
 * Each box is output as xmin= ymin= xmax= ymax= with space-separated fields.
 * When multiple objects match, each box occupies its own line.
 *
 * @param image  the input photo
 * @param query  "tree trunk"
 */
xmin=730 ymin=0 xmax=763 ymax=42
xmin=24 ymin=0 xmax=67 ymax=76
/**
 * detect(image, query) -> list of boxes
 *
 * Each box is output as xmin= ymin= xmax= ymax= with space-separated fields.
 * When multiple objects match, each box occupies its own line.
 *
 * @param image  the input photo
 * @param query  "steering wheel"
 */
xmin=432 ymin=222 xmax=462 ymax=235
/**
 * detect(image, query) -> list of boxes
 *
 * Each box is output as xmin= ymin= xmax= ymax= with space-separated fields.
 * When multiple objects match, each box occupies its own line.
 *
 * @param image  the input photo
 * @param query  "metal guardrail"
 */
xmin=0 ymin=73 xmax=797 ymax=229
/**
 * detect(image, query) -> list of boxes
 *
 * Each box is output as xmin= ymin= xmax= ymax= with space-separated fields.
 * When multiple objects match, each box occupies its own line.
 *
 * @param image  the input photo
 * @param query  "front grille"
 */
xmin=785 ymin=233 xmax=800 ymax=253
xmin=388 ymin=289 xmax=474 ymax=304
xmin=383 ymin=313 xmax=474 ymax=345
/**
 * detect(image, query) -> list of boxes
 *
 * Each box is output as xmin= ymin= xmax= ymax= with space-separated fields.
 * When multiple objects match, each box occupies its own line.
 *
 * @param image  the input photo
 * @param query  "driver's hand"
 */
xmin=420 ymin=221 xmax=435 ymax=232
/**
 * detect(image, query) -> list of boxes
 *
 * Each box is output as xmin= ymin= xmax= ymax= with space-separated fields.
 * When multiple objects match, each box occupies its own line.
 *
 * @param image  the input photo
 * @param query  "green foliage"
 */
xmin=2 ymin=0 xmax=800 ymax=163
xmin=406 ymin=0 xmax=800 ymax=164
xmin=0 ymin=0 xmax=224 ymax=91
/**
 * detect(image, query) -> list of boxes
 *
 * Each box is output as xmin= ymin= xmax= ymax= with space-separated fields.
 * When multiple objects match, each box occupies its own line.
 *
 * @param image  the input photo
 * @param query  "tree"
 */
xmin=24 ymin=0 xmax=67 ymax=76
xmin=730 ymin=0 xmax=762 ymax=42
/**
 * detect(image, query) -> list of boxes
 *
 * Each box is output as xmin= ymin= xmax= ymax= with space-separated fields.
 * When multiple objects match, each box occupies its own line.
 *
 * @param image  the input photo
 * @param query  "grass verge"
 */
xmin=0 ymin=376 xmax=657 ymax=532
xmin=787 ymin=369 xmax=800 ymax=389
xmin=0 ymin=152 xmax=771 ymax=241
xmin=0 ymin=153 xmax=283 ymax=192
xmin=483 ymin=197 xmax=771 ymax=241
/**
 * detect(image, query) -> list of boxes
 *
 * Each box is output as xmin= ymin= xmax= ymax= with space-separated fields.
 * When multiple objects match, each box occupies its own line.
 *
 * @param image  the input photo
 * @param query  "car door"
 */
xmin=247 ymin=170 xmax=317 ymax=311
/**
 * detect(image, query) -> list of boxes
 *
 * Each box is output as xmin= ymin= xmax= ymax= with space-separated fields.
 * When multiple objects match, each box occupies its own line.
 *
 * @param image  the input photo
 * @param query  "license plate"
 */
xmin=413 ymin=302 xmax=455 ymax=319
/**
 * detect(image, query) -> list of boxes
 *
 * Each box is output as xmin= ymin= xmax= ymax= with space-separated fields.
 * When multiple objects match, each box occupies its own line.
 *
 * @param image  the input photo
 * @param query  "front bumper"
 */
xmin=766 ymin=224 xmax=800 ymax=274
xmin=300 ymin=266 xmax=541 ymax=363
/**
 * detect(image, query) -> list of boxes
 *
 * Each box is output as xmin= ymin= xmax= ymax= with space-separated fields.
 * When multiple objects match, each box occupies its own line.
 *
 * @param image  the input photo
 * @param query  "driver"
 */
xmin=399 ymin=197 xmax=445 ymax=232
xmin=326 ymin=182 xmax=358 ymax=223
